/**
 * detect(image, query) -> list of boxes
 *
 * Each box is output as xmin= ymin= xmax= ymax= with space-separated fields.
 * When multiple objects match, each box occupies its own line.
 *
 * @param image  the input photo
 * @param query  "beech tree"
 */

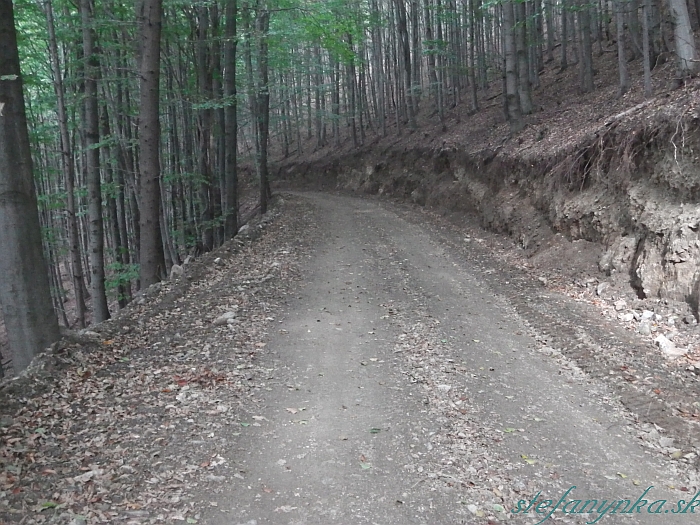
xmin=0 ymin=0 xmax=60 ymax=373
xmin=137 ymin=0 xmax=166 ymax=288
xmin=80 ymin=0 xmax=110 ymax=323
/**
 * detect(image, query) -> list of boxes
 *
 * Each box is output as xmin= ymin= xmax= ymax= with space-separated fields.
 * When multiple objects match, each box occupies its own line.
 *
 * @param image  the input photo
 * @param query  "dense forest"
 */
xmin=0 ymin=0 xmax=698 ymax=375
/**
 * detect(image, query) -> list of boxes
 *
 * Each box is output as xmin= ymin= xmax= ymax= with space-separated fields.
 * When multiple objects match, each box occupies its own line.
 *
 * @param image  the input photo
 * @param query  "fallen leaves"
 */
xmin=0 ymin=197 xmax=315 ymax=523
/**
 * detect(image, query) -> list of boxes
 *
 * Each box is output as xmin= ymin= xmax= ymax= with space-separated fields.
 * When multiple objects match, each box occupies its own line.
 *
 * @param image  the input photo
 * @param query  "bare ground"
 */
xmin=2 ymin=192 xmax=699 ymax=524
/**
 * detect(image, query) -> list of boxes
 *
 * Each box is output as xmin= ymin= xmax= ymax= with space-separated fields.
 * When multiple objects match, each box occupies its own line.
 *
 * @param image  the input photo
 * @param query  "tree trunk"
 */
xmin=137 ymin=0 xmax=166 ymax=288
xmin=196 ymin=6 xmax=214 ymax=251
xmin=256 ymin=10 xmax=271 ymax=215
xmin=503 ymin=0 xmax=523 ymax=130
xmin=45 ymin=0 xmax=87 ymax=328
xmin=578 ymin=2 xmax=594 ymax=92
xmin=669 ymin=0 xmax=698 ymax=75
xmin=100 ymin=106 xmax=130 ymax=309
xmin=562 ymin=4 xmax=570 ymax=70
xmin=80 ymin=0 xmax=110 ymax=323
xmin=224 ymin=0 xmax=238 ymax=239
xmin=394 ymin=0 xmax=417 ymax=128
xmin=0 ymin=0 xmax=60 ymax=373
xmin=514 ymin=0 xmax=533 ymax=114
xmin=642 ymin=0 xmax=653 ymax=96
xmin=615 ymin=0 xmax=630 ymax=95
xmin=545 ymin=0 xmax=555 ymax=62
xmin=628 ymin=0 xmax=643 ymax=59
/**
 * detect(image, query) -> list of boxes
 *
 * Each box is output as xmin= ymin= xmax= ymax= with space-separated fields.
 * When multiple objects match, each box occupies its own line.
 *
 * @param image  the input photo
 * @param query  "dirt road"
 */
xmin=197 ymin=193 xmax=699 ymax=525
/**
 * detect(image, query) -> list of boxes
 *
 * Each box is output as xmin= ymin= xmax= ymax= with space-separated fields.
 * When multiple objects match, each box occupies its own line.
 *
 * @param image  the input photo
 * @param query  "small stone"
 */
xmin=205 ymin=474 xmax=226 ymax=482
xmin=684 ymin=315 xmax=698 ymax=325
xmin=214 ymin=257 xmax=223 ymax=266
xmin=238 ymin=224 xmax=250 ymax=235
xmin=596 ymin=282 xmax=610 ymax=296
xmin=659 ymin=437 xmax=675 ymax=448
xmin=638 ymin=322 xmax=652 ymax=336
xmin=614 ymin=299 xmax=627 ymax=311
xmin=169 ymin=264 xmax=184 ymax=280
xmin=620 ymin=313 xmax=635 ymax=322
xmin=641 ymin=310 xmax=654 ymax=321
xmin=213 ymin=311 xmax=237 ymax=326
xmin=654 ymin=334 xmax=687 ymax=358
xmin=538 ymin=276 xmax=548 ymax=286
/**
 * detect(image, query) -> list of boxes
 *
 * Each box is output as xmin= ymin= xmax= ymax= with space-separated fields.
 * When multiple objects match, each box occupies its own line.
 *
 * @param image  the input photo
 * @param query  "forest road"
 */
xmin=200 ymin=192 xmax=698 ymax=525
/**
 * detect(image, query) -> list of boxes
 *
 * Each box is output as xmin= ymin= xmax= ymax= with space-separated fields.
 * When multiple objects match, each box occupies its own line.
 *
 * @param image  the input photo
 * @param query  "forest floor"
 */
xmin=1 ymin=192 xmax=699 ymax=524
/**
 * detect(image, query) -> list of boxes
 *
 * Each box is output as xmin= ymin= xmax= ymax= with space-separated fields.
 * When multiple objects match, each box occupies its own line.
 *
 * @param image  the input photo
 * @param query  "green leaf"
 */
xmin=360 ymin=463 xmax=371 ymax=469
xmin=0 ymin=74 xmax=18 ymax=81
xmin=240 ymin=422 xmax=250 ymax=427
xmin=369 ymin=428 xmax=381 ymax=434
xmin=503 ymin=428 xmax=516 ymax=433
xmin=38 ymin=501 xmax=63 ymax=511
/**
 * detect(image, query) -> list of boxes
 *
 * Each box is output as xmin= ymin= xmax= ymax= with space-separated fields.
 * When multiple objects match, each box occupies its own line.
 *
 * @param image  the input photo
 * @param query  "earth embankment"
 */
xmin=277 ymin=90 xmax=700 ymax=316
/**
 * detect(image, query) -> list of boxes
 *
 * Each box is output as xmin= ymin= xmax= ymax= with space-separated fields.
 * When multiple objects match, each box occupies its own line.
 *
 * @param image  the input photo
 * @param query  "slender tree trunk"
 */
xmin=331 ymin=55 xmax=341 ymax=146
xmin=642 ymin=0 xmax=653 ymax=96
xmin=314 ymin=45 xmax=323 ymax=148
xmin=137 ymin=0 xmax=166 ymax=287
xmin=503 ymin=0 xmax=523 ymax=130
xmin=514 ymin=0 xmax=533 ymax=114
xmin=468 ymin=0 xmax=479 ymax=112
xmin=561 ymin=0 xmax=569 ymax=69
xmin=615 ymin=0 xmax=630 ymax=95
xmin=196 ymin=6 xmax=214 ymax=251
xmin=80 ymin=0 xmax=109 ymax=323
xmin=0 ymin=0 xmax=60 ymax=373
xmin=578 ymin=2 xmax=594 ymax=92
xmin=224 ymin=0 xmax=238 ymax=239
xmin=545 ymin=0 xmax=555 ymax=62
xmin=211 ymin=3 xmax=225 ymax=246
xmin=100 ymin=106 xmax=129 ymax=308
xmin=45 ymin=0 xmax=87 ymax=328
xmin=395 ymin=0 xmax=417 ymax=128
xmin=256 ymin=10 xmax=271 ymax=215
xmin=628 ymin=0 xmax=642 ymax=59
xmin=669 ymin=0 xmax=698 ymax=75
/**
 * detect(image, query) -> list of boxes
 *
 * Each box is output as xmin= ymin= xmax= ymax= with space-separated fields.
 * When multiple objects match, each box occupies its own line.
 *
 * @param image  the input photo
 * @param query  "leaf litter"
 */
xmin=0 ymin=196 xmax=316 ymax=524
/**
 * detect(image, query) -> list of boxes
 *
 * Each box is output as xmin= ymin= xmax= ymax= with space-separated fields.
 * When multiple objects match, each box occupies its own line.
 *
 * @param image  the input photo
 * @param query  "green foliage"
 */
xmin=105 ymin=262 xmax=139 ymax=294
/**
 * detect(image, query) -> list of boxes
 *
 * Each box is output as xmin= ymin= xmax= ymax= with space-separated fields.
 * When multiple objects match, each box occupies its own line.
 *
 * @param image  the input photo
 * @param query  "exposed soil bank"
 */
xmin=277 ymin=98 xmax=700 ymax=315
